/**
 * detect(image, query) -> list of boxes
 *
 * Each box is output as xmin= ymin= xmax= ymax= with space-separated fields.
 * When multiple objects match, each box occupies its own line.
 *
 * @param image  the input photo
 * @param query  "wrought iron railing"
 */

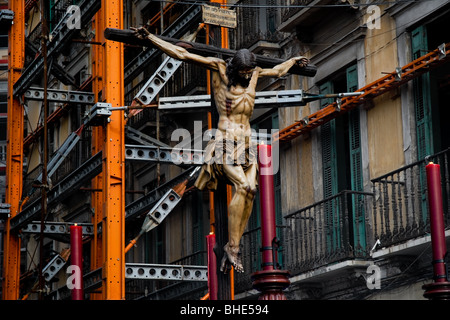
xmin=282 ymin=190 xmax=373 ymax=275
xmin=371 ymin=148 xmax=450 ymax=248
xmin=280 ymin=0 xmax=315 ymax=22
xmin=231 ymin=0 xmax=283 ymax=50
xmin=235 ymin=225 xmax=264 ymax=290
xmin=235 ymin=190 xmax=373 ymax=292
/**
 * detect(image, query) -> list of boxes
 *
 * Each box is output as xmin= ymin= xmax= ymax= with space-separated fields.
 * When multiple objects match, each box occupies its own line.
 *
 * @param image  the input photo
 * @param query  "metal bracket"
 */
xmin=21 ymin=221 xmax=94 ymax=236
xmin=335 ymin=98 xmax=342 ymax=111
xmin=134 ymin=56 xmax=183 ymax=105
xmin=395 ymin=67 xmax=402 ymax=81
xmin=42 ymin=254 xmax=68 ymax=282
xmin=438 ymin=43 xmax=447 ymax=60
xmin=125 ymin=263 xmax=207 ymax=281
xmin=0 ymin=9 xmax=14 ymax=27
xmin=0 ymin=203 xmax=11 ymax=218
xmin=300 ymin=116 xmax=309 ymax=126
xmin=140 ymin=189 xmax=182 ymax=233
xmin=83 ymin=102 xmax=112 ymax=126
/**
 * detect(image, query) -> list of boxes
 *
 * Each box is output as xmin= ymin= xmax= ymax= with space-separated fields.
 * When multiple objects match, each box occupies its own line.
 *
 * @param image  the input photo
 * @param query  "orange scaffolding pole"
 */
xmin=2 ymin=0 xmax=25 ymax=300
xmin=100 ymin=0 xmax=126 ymax=300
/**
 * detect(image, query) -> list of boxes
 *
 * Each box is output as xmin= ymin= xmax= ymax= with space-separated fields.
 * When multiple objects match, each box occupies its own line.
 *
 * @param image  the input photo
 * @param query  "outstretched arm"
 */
xmin=258 ymin=56 xmax=309 ymax=78
xmin=132 ymin=27 xmax=224 ymax=71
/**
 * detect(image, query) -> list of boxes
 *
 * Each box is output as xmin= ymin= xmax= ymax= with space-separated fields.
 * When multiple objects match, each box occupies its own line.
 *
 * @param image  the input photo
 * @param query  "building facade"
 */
xmin=1 ymin=0 xmax=449 ymax=300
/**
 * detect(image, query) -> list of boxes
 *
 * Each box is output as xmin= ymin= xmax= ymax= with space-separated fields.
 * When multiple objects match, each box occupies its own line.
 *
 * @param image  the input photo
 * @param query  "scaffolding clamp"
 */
xmin=0 ymin=9 xmax=14 ymax=27
xmin=42 ymin=254 xmax=68 ymax=282
xmin=84 ymin=102 xmax=112 ymax=126
xmin=0 ymin=203 xmax=11 ymax=219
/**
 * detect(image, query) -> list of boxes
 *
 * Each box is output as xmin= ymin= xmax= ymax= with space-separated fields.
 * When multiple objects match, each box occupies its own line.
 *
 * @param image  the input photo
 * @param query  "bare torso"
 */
xmin=211 ymin=68 xmax=259 ymax=141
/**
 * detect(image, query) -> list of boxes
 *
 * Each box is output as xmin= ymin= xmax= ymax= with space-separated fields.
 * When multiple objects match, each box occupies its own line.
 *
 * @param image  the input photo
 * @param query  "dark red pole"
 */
xmin=258 ymin=143 xmax=277 ymax=270
xmin=426 ymin=162 xmax=447 ymax=282
xmin=423 ymin=162 xmax=450 ymax=299
xmin=70 ymin=224 xmax=84 ymax=300
xmin=206 ymin=233 xmax=218 ymax=300
xmin=251 ymin=143 xmax=290 ymax=300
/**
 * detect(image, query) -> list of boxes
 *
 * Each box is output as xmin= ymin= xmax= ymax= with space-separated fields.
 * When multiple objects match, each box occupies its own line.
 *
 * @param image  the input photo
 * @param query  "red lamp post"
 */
xmin=251 ymin=143 xmax=290 ymax=300
xmin=70 ymin=224 xmax=84 ymax=300
xmin=422 ymin=162 xmax=450 ymax=300
xmin=206 ymin=233 xmax=218 ymax=300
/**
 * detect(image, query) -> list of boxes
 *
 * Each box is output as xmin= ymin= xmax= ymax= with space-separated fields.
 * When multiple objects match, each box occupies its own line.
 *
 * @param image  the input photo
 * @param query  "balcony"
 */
xmin=371 ymin=148 xmax=450 ymax=248
xmin=278 ymin=0 xmax=337 ymax=32
xmin=236 ymin=190 xmax=373 ymax=292
xmin=232 ymin=0 xmax=284 ymax=51
xmin=235 ymin=148 xmax=450 ymax=296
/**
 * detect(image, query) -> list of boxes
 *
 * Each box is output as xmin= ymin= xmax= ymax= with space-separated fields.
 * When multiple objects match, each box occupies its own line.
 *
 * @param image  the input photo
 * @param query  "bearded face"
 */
xmin=233 ymin=68 xmax=254 ymax=87
xmin=226 ymin=49 xmax=256 ymax=89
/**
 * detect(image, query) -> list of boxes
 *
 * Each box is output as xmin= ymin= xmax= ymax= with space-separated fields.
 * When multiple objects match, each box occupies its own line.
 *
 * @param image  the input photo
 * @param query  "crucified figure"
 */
xmin=133 ymin=27 xmax=308 ymax=273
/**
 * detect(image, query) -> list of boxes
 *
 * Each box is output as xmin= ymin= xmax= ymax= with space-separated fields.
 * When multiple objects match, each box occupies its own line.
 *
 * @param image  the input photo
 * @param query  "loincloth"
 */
xmin=194 ymin=138 xmax=258 ymax=191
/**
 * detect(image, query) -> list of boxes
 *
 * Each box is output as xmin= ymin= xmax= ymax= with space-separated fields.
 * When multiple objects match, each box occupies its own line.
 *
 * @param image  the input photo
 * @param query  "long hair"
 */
xmin=226 ymin=49 xmax=256 ymax=89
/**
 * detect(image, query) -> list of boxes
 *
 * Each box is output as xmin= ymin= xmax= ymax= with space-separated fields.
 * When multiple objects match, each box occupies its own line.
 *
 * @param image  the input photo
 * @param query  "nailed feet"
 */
xmin=220 ymin=243 xmax=244 ymax=273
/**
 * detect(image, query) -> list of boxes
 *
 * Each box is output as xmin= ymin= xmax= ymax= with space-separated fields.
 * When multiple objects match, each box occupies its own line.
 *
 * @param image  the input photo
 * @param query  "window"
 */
xmin=320 ymin=64 xmax=365 ymax=252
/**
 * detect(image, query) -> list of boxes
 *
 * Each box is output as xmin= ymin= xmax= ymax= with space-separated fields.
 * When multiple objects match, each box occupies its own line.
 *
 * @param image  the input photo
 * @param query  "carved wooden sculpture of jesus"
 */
xmin=133 ymin=27 xmax=308 ymax=273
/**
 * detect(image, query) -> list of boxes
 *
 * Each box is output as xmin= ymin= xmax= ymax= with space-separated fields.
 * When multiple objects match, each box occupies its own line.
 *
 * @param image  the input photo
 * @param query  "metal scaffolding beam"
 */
xmin=12 ymin=0 xmax=100 ymax=96
xmin=24 ymin=87 xmax=95 ymax=105
xmin=125 ymin=144 xmax=204 ymax=165
xmin=100 ymin=0 xmax=126 ymax=300
xmin=133 ymin=56 xmax=182 ymax=106
xmin=2 ymin=0 xmax=25 ymax=300
xmin=125 ymin=263 xmax=207 ymax=281
xmin=21 ymin=221 xmax=94 ymax=237
xmin=47 ymin=263 xmax=207 ymax=300
xmin=157 ymin=89 xmax=311 ymax=111
xmin=126 ymin=126 xmax=170 ymax=148
xmin=124 ymin=4 xmax=202 ymax=84
xmin=10 ymin=152 xmax=102 ymax=232
xmin=125 ymin=167 xmax=198 ymax=221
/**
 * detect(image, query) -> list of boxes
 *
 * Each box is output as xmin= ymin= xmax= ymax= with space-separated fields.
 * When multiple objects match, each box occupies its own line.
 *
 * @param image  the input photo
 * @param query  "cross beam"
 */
xmin=104 ymin=28 xmax=317 ymax=77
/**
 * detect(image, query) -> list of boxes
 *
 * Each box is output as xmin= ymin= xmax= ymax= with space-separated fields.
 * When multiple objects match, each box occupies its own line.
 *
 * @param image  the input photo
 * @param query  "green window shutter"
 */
xmin=320 ymin=82 xmax=338 ymax=198
xmin=346 ymin=64 xmax=362 ymax=193
xmin=346 ymin=64 xmax=366 ymax=253
xmin=412 ymin=25 xmax=434 ymax=159
xmin=411 ymin=25 xmax=433 ymax=223
xmin=320 ymin=81 xmax=341 ymax=251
